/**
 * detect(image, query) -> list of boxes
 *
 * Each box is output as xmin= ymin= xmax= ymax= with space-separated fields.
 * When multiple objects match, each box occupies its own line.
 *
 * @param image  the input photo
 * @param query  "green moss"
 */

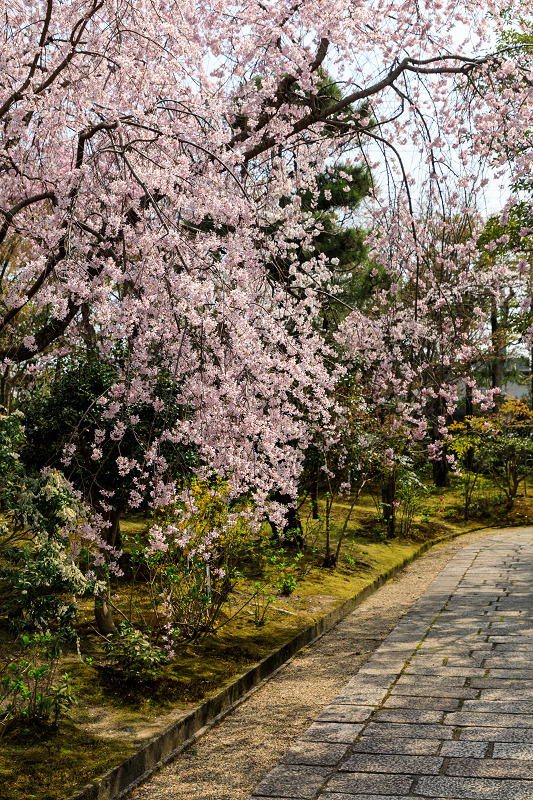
xmin=0 ymin=723 xmax=133 ymax=800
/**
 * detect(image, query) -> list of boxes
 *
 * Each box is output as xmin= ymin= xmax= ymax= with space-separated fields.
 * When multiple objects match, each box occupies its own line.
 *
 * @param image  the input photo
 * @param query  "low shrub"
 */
xmin=0 ymin=632 xmax=77 ymax=737
xmin=103 ymin=622 xmax=167 ymax=682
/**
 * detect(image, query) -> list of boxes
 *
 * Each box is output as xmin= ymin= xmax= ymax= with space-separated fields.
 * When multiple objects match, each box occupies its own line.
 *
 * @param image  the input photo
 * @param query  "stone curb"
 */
xmin=66 ymin=526 xmax=489 ymax=800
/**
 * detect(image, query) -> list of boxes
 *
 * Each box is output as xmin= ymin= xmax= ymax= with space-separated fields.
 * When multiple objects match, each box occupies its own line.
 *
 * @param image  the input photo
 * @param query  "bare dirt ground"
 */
xmin=127 ymin=528 xmax=497 ymax=800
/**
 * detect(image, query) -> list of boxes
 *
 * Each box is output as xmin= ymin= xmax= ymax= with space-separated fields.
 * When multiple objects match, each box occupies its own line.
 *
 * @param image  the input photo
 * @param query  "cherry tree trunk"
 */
xmin=381 ymin=473 xmax=396 ymax=539
xmin=311 ymin=470 xmax=320 ymax=520
xmin=94 ymin=591 xmax=116 ymax=635
xmin=268 ymin=491 xmax=304 ymax=548
xmin=491 ymin=297 xmax=505 ymax=394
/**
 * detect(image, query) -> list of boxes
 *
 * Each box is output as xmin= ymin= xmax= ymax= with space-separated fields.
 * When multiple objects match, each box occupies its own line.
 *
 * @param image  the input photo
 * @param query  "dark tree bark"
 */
xmin=268 ymin=490 xmax=304 ymax=547
xmin=94 ymin=590 xmax=116 ymax=634
xmin=107 ymin=506 xmax=122 ymax=551
xmin=530 ymin=346 xmax=533 ymax=409
xmin=432 ymin=456 xmax=450 ymax=488
xmin=491 ymin=294 xmax=510 ymax=396
xmin=311 ymin=467 xmax=319 ymax=520
xmin=381 ymin=472 xmax=396 ymax=538
xmin=93 ymin=507 xmax=123 ymax=633
xmin=431 ymin=396 xmax=450 ymax=487
xmin=465 ymin=381 xmax=474 ymax=471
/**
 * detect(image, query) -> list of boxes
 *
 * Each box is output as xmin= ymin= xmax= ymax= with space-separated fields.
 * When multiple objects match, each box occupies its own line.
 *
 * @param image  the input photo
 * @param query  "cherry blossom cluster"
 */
xmin=2 ymin=0 xmax=533 ymax=555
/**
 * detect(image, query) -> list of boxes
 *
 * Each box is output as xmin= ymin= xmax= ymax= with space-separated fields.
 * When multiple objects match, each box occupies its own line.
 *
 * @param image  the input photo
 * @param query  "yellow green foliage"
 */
xmin=449 ymin=397 xmax=533 ymax=458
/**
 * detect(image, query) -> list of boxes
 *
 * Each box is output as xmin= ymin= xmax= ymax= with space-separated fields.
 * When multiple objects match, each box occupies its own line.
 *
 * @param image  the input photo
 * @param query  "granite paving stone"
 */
xmin=415 ymin=775 xmax=533 ymax=799
xmin=330 ymin=695 xmax=383 ymax=706
xmin=440 ymin=657 xmax=488 ymax=666
xmin=351 ymin=737 xmax=441 ymax=755
xmin=317 ymin=705 xmax=374 ymax=723
xmin=247 ymin=530 xmax=533 ymax=800
xmin=483 ymin=657 xmax=533 ymax=667
xmin=280 ymin=742 xmax=350 ymax=766
xmin=381 ymin=695 xmax=460 ymax=711
xmin=322 ymin=772 xmax=414 ymax=795
xmin=458 ymin=727 xmax=533 ymax=742
xmin=439 ymin=741 xmax=489 ymax=758
xmin=461 ymin=700 xmax=533 ymax=713
xmin=469 ymin=677 xmax=533 ymax=689
xmin=331 ymin=689 xmax=385 ymax=705
xmin=489 ymin=635 xmax=533 ymax=642
xmin=395 ymin=675 xmax=468 ymax=687
xmin=362 ymin=722 xmax=455 ymax=739
xmin=353 ymin=669 xmax=404 ymax=680
xmin=403 ymin=665 xmax=488 ymax=677
xmin=485 ymin=670 xmax=533 ymax=680
xmin=444 ymin=711 xmax=533 ymax=727
xmin=313 ymin=796 xmax=425 ymax=800
xmin=251 ymin=766 xmax=332 ymax=798
xmin=417 ymin=645 xmax=492 ymax=653
xmin=493 ymin=742 xmax=533 ymax=759
xmin=370 ymin=708 xmax=445 ymax=724
xmin=369 ymin=652 xmax=415 ymax=660
xmin=339 ymin=754 xmax=443 ymax=774
xmin=445 ymin=756 xmax=533 ymax=779
xmin=300 ymin=723 xmax=365 ymax=743
xmin=342 ymin=678 xmax=397 ymax=689
xmin=385 ymin=686 xmax=477 ymax=699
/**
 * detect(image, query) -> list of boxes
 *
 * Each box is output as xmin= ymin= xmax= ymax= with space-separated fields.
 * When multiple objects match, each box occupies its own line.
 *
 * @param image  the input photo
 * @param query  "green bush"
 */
xmin=276 ymin=574 xmax=297 ymax=595
xmin=103 ymin=622 xmax=167 ymax=682
xmin=1 ymin=538 xmax=90 ymax=638
xmin=0 ymin=633 xmax=77 ymax=737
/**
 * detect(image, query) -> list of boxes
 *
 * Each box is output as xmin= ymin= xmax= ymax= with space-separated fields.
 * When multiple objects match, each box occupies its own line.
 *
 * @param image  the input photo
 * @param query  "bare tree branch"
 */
xmin=0 ymin=192 xmax=57 ymax=247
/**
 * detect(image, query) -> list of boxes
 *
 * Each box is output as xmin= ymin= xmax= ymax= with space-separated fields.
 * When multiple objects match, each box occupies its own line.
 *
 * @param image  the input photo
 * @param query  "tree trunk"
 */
xmin=491 ymin=296 xmax=505 ymax=394
xmin=311 ymin=469 xmax=319 ymax=520
xmin=322 ymin=550 xmax=337 ymax=568
xmin=381 ymin=472 xmax=396 ymax=538
xmin=322 ymin=495 xmax=336 ymax=567
xmin=90 ymin=502 xmax=123 ymax=551
xmin=530 ymin=346 xmax=533 ymax=409
xmin=90 ymin=505 xmax=124 ymax=634
xmin=432 ymin=456 xmax=450 ymax=488
xmin=268 ymin=491 xmax=303 ymax=547
xmin=465 ymin=381 xmax=474 ymax=471
xmin=81 ymin=302 xmax=98 ymax=351
xmin=94 ymin=590 xmax=116 ymax=634
xmin=0 ymin=365 xmax=8 ymax=411
xmin=431 ymin=396 xmax=450 ymax=487
xmin=108 ymin=507 xmax=122 ymax=550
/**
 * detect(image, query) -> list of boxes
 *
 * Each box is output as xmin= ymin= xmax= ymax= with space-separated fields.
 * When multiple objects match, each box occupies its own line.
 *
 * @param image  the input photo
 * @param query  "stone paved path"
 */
xmin=247 ymin=529 xmax=533 ymax=800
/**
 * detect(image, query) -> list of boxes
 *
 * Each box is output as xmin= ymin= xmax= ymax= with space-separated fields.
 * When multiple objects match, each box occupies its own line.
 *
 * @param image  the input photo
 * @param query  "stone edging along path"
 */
xmin=67 ymin=527 xmax=490 ymax=800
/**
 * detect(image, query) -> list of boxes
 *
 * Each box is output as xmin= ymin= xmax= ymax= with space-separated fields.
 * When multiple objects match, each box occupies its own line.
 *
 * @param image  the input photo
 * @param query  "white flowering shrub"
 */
xmin=0 ymin=412 xmax=92 ymax=638
xmin=1 ymin=539 xmax=92 ymax=639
